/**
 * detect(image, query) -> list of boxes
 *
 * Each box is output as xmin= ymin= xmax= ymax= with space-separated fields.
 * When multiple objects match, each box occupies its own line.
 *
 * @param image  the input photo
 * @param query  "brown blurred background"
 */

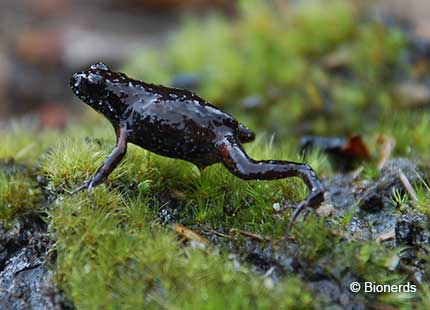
xmin=0 ymin=0 xmax=428 ymax=128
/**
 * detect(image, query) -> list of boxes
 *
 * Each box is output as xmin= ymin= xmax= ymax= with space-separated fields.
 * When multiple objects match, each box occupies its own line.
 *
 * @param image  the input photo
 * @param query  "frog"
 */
xmin=70 ymin=62 xmax=325 ymax=228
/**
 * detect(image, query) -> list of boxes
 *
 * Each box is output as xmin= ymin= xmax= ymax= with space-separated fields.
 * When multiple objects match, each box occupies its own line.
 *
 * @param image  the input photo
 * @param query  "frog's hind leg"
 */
xmin=217 ymin=135 xmax=324 ymax=231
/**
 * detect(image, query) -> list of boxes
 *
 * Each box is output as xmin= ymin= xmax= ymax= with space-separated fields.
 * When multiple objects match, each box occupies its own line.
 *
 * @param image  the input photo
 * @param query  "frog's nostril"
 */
xmin=70 ymin=73 xmax=83 ymax=89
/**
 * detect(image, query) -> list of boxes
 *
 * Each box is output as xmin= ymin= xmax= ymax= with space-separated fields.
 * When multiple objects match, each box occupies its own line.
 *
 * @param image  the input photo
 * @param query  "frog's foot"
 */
xmin=68 ymin=182 xmax=89 ymax=195
xmin=286 ymin=189 xmax=325 ymax=233
xmin=69 ymin=179 xmax=98 ymax=196
xmin=217 ymin=135 xmax=325 ymax=233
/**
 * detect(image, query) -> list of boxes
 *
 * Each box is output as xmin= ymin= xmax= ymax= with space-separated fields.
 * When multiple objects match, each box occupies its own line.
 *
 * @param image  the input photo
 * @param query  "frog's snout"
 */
xmin=70 ymin=72 xmax=83 ymax=92
xmin=70 ymin=72 xmax=93 ymax=102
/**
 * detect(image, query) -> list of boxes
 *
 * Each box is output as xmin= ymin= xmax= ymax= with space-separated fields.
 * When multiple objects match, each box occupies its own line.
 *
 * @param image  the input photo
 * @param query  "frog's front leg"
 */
xmin=72 ymin=125 xmax=128 ymax=195
xmin=217 ymin=136 xmax=324 ymax=230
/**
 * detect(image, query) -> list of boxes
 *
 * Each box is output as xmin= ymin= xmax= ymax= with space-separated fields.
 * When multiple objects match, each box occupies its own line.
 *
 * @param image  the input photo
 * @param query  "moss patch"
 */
xmin=48 ymin=193 xmax=317 ymax=309
xmin=125 ymin=0 xmax=408 ymax=136
xmin=0 ymin=163 xmax=41 ymax=224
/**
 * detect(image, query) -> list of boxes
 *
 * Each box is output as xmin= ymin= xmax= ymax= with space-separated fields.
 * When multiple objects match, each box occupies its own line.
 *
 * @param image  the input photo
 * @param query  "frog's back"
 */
xmin=126 ymin=86 xmax=241 ymax=168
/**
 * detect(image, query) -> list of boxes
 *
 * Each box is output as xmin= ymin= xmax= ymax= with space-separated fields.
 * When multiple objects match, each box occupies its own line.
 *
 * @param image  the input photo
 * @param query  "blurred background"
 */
xmin=0 ymin=0 xmax=429 ymax=135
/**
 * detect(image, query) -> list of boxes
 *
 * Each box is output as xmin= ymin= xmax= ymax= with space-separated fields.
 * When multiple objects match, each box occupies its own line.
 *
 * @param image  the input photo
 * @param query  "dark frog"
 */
xmin=70 ymin=63 xmax=325 ymax=227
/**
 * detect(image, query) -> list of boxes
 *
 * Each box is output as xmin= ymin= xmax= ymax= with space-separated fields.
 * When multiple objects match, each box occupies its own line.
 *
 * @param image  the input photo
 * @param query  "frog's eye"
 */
xmin=90 ymin=62 xmax=110 ymax=71
xmin=88 ymin=73 xmax=104 ymax=85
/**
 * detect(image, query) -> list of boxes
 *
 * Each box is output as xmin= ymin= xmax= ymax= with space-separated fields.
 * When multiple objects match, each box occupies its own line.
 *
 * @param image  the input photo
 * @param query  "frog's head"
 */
xmin=70 ymin=62 xmax=127 ymax=122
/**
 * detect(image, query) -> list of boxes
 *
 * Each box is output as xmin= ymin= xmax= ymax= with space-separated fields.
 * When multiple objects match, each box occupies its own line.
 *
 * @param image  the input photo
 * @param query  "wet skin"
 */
xmin=70 ymin=63 xmax=325 ymax=227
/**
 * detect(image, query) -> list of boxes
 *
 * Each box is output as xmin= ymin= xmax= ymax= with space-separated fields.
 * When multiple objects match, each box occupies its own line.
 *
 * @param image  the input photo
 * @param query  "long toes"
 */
xmin=87 ymin=181 xmax=96 ymax=197
xmin=286 ymin=193 xmax=323 ymax=234
xmin=287 ymin=201 xmax=307 ymax=231
xmin=302 ymin=206 xmax=317 ymax=220
xmin=69 ymin=183 xmax=88 ymax=195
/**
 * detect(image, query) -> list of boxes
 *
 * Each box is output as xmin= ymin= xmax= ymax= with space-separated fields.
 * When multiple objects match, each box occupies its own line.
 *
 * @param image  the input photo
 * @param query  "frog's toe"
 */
xmin=286 ymin=201 xmax=308 ymax=232
xmin=69 ymin=182 xmax=89 ymax=195
xmin=87 ymin=181 xmax=97 ymax=196
xmin=286 ymin=190 xmax=325 ymax=234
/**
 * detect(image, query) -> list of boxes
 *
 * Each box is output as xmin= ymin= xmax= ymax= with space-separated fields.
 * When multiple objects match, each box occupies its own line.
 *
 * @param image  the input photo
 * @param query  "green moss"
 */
xmin=362 ymin=163 xmax=380 ymax=181
xmin=0 ymin=122 xmax=60 ymax=163
xmin=0 ymin=170 xmax=41 ymax=224
xmin=125 ymin=0 xmax=407 ymax=136
xmin=410 ymin=179 xmax=430 ymax=216
xmin=49 ymin=193 xmax=319 ymax=309
xmin=376 ymin=112 xmax=430 ymax=158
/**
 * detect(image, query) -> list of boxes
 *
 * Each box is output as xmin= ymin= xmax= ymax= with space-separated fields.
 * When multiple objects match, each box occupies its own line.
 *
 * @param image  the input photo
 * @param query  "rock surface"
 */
xmin=0 ymin=217 xmax=71 ymax=310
